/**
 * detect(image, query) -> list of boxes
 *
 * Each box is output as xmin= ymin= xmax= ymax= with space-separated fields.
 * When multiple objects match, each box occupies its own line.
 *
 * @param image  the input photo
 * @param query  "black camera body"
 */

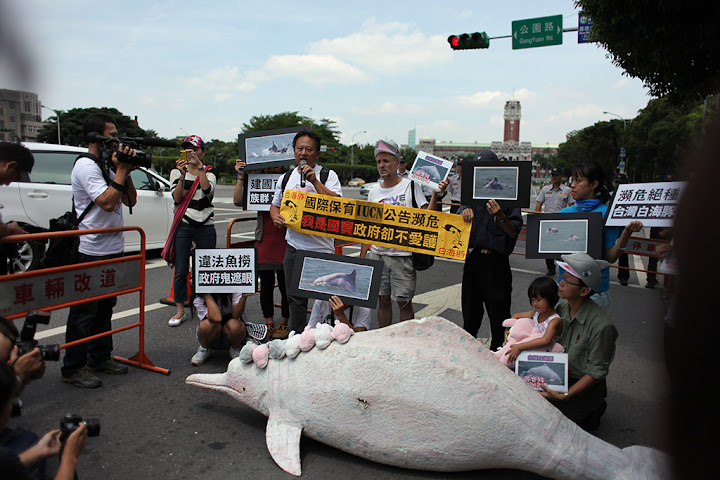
xmin=60 ymin=414 xmax=101 ymax=441
xmin=17 ymin=310 xmax=60 ymax=361
xmin=100 ymin=139 xmax=152 ymax=169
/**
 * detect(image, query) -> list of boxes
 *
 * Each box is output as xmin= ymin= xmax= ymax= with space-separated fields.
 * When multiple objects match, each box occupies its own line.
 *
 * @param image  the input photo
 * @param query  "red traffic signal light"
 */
xmin=448 ymin=31 xmax=489 ymax=50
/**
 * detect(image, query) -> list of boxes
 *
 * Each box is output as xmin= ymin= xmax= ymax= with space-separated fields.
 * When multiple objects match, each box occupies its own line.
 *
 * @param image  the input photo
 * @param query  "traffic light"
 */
xmin=447 ymin=32 xmax=489 ymax=50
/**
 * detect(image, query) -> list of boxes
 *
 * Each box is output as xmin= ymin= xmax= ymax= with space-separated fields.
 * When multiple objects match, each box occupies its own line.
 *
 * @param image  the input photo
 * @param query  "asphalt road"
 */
xmin=11 ymin=185 xmax=671 ymax=479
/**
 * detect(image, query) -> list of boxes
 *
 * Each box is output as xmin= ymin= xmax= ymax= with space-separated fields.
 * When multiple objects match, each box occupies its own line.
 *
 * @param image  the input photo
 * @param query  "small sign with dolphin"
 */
xmin=238 ymin=126 xmax=308 ymax=170
xmin=461 ymin=160 xmax=532 ymax=208
xmin=409 ymin=151 xmax=452 ymax=191
xmin=516 ymin=351 xmax=568 ymax=393
xmin=289 ymin=250 xmax=384 ymax=308
xmin=525 ymin=212 xmax=603 ymax=259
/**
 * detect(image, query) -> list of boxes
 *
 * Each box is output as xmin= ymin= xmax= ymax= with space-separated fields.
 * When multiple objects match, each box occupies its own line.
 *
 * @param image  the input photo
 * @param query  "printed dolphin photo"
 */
xmin=547 ymin=227 xmax=559 ymax=233
xmin=312 ymin=269 xmax=357 ymax=292
xmin=568 ymin=234 xmax=581 ymax=241
xmin=186 ymin=317 xmax=668 ymax=479
xmin=416 ymin=164 xmax=442 ymax=183
xmin=522 ymin=364 xmax=563 ymax=384
xmin=483 ymin=177 xmax=504 ymax=189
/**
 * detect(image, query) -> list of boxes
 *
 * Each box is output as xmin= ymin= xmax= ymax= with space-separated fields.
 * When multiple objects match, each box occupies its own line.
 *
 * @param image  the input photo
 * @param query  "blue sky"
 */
xmin=2 ymin=0 xmax=651 ymax=148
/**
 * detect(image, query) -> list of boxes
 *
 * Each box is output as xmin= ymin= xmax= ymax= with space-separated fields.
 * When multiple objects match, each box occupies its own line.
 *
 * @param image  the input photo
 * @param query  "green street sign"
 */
xmin=512 ymin=15 xmax=563 ymax=50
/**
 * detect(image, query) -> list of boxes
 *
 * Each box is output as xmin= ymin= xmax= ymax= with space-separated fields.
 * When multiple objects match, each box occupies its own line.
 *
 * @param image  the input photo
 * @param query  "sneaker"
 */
xmin=62 ymin=366 xmax=102 ymax=388
xmin=191 ymin=346 xmax=211 ymax=366
xmin=546 ymin=269 xmax=556 ymax=276
xmin=168 ymin=312 xmax=187 ymax=327
xmin=619 ymin=278 xmax=629 ymax=286
xmin=229 ymin=346 xmax=242 ymax=360
xmin=645 ymin=281 xmax=658 ymax=289
xmin=246 ymin=323 xmax=269 ymax=343
xmin=272 ymin=323 xmax=289 ymax=340
xmin=88 ymin=358 xmax=128 ymax=375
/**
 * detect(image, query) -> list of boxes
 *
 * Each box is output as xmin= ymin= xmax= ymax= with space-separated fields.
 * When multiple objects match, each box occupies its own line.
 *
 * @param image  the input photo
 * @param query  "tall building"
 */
xmin=0 ymin=89 xmax=44 ymax=142
xmin=407 ymin=128 xmax=416 ymax=149
xmin=492 ymin=99 xmax=532 ymax=162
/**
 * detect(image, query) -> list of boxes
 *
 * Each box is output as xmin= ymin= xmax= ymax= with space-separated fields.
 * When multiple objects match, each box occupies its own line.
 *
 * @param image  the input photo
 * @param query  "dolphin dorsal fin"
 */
xmin=266 ymin=415 xmax=303 ymax=476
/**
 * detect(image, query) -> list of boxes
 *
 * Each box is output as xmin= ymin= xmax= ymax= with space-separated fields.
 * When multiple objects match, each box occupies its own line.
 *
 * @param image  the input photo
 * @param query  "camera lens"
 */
xmin=39 ymin=344 xmax=61 ymax=361
xmin=83 ymin=418 xmax=101 ymax=437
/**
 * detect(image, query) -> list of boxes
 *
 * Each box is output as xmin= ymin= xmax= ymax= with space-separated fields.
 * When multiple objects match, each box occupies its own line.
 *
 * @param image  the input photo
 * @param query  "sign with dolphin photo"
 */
xmin=238 ymin=126 xmax=308 ymax=170
xmin=279 ymin=191 xmax=472 ymax=261
xmin=525 ymin=212 xmax=603 ymax=259
xmin=461 ymin=160 xmax=531 ymax=208
xmin=515 ymin=351 xmax=568 ymax=393
xmin=409 ymin=151 xmax=452 ymax=191
xmin=288 ymin=251 xmax=384 ymax=308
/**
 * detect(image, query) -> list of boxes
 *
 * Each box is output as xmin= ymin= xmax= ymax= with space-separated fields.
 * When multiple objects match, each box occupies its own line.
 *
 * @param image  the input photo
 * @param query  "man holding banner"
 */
xmin=270 ymin=130 xmax=343 ymax=334
xmin=360 ymin=139 xmax=445 ymax=327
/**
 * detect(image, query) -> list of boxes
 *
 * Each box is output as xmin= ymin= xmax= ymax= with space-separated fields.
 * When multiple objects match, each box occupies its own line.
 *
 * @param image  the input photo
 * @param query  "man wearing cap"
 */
xmin=271 ymin=130 xmax=343 ymax=334
xmin=446 ymin=158 xmax=464 ymax=214
xmin=610 ymin=173 xmax=631 ymax=286
xmin=397 ymin=155 xmax=409 ymax=179
xmin=542 ymin=253 xmax=618 ymax=431
xmin=360 ymin=139 xmax=445 ymax=327
xmin=535 ymin=167 xmax=574 ymax=275
xmin=61 ymin=112 xmax=137 ymax=388
xmin=168 ymin=134 xmax=219 ymax=328
xmin=457 ymin=150 xmax=523 ymax=352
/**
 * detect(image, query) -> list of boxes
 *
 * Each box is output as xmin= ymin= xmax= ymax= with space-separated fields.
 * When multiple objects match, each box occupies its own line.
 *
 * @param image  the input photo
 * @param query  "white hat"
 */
xmin=555 ymin=253 xmax=611 ymax=292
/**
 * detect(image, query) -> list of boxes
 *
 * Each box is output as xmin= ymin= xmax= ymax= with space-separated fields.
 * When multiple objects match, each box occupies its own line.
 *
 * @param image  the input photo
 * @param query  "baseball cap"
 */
xmin=613 ymin=173 xmax=627 ymax=183
xmin=181 ymin=135 xmax=205 ymax=150
xmin=374 ymin=139 xmax=401 ymax=161
xmin=555 ymin=253 xmax=611 ymax=292
xmin=550 ymin=167 xmax=562 ymax=175
xmin=457 ymin=157 xmax=464 ymax=165
xmin=473 ymin=150 xmax=499 ymax=163
xmin=399 ymin=155 xmax=407 ymax=163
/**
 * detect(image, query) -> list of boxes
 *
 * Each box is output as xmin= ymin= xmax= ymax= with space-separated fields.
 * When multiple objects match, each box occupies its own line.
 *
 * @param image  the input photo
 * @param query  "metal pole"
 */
xmin=603 ymin=111 xmax=626 ymax=174
xmin=350 ymin=130 xmax=367 ymax=166
xmin=41 ymin=104 xmax=61 ymax=144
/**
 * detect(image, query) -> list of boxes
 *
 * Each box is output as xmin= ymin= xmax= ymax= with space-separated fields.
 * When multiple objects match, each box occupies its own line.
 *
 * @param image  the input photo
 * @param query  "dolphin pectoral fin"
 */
xmin=266 ymin=415 xmax=303 ymax=476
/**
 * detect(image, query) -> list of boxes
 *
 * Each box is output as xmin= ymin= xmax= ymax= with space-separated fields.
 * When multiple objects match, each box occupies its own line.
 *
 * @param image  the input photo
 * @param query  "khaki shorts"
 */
xmin=367 ymin=252 xmax=416 ymax=302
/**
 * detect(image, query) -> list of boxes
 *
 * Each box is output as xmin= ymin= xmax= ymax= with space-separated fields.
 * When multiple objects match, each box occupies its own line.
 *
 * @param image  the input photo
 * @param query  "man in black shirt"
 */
xmin=456 ymin=150 xmax=523 ymax=351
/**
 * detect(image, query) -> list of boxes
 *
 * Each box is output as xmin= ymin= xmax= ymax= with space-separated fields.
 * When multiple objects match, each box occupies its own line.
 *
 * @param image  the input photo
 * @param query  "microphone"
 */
xmin=120 ymin=136 xmax=178 ymax=148
xmin=299 ymin=159 xmax=307 ymax=188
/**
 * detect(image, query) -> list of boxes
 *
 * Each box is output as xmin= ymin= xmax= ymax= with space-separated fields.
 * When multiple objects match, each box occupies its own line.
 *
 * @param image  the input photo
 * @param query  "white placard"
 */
xmin=606 ymin=181 xmax=686 ymax=227
xmin=193 ymin=248 xmax=257 ymax=294
xmin=409 ymin=151 xmax=452 ymax=191
xmin=245 ymin=173 xmax=282 ymax=211
xmin=515 ymin=351 xmax=569 ymax=393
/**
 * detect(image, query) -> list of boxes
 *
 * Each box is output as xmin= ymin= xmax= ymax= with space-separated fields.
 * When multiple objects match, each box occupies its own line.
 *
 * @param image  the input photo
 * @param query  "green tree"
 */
xmin=556 ymin=121 xmax=622 ymax=183
xmin=37 ymin=107 xmax=151 ymax=146
xmin=575 ymin=0 xmax=720 ymax=100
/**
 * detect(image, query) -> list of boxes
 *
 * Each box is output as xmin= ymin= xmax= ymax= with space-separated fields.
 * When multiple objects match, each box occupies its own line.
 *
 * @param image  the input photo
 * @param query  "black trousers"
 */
xmin=259 ymin=269 xmax=290 ymax=320
xmin=461 ymin=248 xmax=512 ymax=351
xmin=617 ymin=253 xmax=630 ymax=281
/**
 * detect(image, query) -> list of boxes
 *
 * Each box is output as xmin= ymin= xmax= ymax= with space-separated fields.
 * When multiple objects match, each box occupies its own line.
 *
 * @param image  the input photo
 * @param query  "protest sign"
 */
xmin=409 ymin=151 xmax=452 ymax=190
xmin=279 ymin=191 xmax=472 ymax=260
xmin=606 ymin=181 xmax=686 ymax=227
xmin=238 ymin=126 xmax=306 ymax=170
xmin=193 ymin=248 xmax=257 ymax=294
xmin=525 ymin=212 xmax=603 ymax=259
xmin=516 ymin=352 xmax=569 ymax=393
xmin=243 ymin=173 xmax=282 ymax=211
xmin=461 ymin=160 xmax=532 ymax=208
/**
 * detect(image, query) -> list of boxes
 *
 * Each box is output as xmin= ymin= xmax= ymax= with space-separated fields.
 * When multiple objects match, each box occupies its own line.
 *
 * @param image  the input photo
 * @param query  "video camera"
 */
xmin=17 ymin=310 xmax=60 ymax=361
xmin=87 ymin=132 xmax=177 ymax=170
xmin=60 ymin=414 xmax=101 ymax=441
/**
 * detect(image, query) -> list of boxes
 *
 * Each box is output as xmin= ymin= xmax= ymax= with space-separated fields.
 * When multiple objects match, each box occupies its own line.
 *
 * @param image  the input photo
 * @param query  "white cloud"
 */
xmin=350 ymin=101 xmax=425 ymax=116
xmin=251 ymin=54 xmax=369 ymax=85
xmin=184 ymin=65 xmax=256 ymax=93
xmin=310 ymin=17 xmax=452 ymax=72
xmin=453 ymin=90 xmax=505 ymax=106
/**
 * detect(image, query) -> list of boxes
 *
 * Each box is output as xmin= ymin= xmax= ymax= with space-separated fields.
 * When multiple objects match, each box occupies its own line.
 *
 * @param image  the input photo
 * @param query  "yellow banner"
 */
xmin=279 ymin=190 xmax=472 ymax=260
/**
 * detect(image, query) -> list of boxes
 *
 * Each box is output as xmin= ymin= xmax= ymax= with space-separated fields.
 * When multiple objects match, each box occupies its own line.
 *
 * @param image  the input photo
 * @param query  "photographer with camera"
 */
xmin=1 ymin=316 xmax=46 ymax=398
xmin=1 ymin=363 xmax=88 ymax=480
xmin=60 ymin=113 xmax=137 ymax=388
xmin=0 ymin=142 xmax=35 ymax=238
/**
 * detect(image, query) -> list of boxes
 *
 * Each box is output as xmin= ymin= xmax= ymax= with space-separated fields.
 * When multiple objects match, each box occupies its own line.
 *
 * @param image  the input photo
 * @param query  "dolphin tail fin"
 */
xmin=620 ymin=445 xmax=670 ymax=480
xmin=266 ymin=415 xmax=303 ymax=476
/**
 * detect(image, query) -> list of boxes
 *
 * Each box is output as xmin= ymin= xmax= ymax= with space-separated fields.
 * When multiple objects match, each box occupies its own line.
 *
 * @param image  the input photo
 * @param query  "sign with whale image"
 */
xmin=193 ymin=248 xmax=257 ymax=294
xmin=238 ymin=126 xmax=308 ymax=170
xmin=524 ymin=212 xmax=603 ymax=259
xmin=515 ymin=351 xmax=568 ymax=393
xmin=279 ymin=191 xmax=472 ymax=261
xmin=409 ymin=151 xmax=452 ymax=191
xmin=288 ymin=250 xmax=384 ymax=308
xmin=461 ymin=160 xmax=531 ymax=208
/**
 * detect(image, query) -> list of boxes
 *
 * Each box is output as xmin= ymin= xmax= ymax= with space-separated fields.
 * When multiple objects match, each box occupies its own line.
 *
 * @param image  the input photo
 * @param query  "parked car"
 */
xmin=359 ymin=182 xmax=379 ymax=196
xmin=347 ymin=177 xmax=365 ymax=187
xmin=0 ymin=142 xmax=175 ymax=272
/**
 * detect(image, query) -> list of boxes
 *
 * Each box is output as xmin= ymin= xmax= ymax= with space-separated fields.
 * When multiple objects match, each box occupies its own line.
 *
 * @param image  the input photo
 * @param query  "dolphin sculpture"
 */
xmin=483 ymin=177 xmax=503 ymax=189
xmin=186 ymin=317 xmax=667 ymax=478
xmin=312 ymin=269 xmax=357 ymax=292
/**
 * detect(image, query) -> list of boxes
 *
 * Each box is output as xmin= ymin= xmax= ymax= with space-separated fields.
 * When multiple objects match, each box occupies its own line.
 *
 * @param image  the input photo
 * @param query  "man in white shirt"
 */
xmin=446 ymin=158 xmax=464 ymax=214
xmin=61 ymin=113 xmax=137 ymax=388
xmin=360 ymin=139 xmax=446 ymax=327
xmin=270 ymin=130 xmax=343 ymax=334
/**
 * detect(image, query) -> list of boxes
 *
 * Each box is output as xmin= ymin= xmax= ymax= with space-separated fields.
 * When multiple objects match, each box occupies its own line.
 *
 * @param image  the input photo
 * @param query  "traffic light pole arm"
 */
xmin=488 ymin=27 xmax=578 ymax=40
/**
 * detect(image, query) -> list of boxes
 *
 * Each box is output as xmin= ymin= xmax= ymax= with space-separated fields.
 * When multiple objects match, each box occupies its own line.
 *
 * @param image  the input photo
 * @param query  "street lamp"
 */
xmin=603 ymin=111 xmax=627 ymax=174
xmin=41 ymin=104 xmax=62 ymax=145
xmin=350 ymin=130 xmax=367 ymax=166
